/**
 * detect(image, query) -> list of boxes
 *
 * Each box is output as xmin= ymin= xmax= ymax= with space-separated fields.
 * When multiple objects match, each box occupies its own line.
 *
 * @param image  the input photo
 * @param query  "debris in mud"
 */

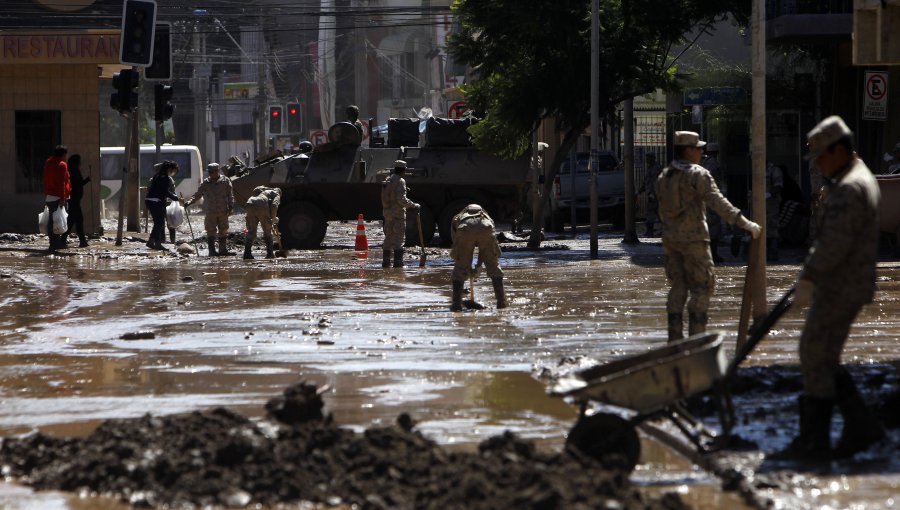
xmin=119 ymin=331 xmax=156 ymax=340
xmin=0 ymin=381 xmax=686 ymax=510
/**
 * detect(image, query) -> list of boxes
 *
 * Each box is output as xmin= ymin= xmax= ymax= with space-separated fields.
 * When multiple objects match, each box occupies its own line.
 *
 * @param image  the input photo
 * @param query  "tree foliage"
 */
xmin=449 ymin=0 xmax=749 ymax=244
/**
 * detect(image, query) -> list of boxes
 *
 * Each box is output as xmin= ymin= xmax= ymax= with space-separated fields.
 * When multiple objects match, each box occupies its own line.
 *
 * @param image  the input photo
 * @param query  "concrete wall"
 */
xmin=0 ymin=64 xmax=102 ymax=234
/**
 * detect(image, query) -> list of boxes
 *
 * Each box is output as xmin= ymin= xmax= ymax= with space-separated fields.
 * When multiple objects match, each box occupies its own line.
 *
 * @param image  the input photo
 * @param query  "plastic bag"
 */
xmin=38 ymin=206 xmax=49 ymax=235
xmin=166 ymin=202 xmax=185 ymax=228
xmin=52 ymin=206 xmax=68 ymax=235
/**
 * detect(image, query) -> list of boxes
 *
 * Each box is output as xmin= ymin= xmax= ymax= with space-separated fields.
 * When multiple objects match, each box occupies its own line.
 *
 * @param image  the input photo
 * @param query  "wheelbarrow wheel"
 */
xmin=566 ymin=412 xmax=640 ymax=472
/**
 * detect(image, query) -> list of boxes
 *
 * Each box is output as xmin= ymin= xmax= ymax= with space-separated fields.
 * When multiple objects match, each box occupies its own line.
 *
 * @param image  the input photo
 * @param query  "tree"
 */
xmin=449 ymin=0 xmax=749 ymax=247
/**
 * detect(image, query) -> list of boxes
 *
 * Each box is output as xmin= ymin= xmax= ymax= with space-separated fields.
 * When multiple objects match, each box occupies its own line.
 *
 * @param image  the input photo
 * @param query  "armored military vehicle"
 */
xmin=231 ymin=118 xmax=530 ymax=249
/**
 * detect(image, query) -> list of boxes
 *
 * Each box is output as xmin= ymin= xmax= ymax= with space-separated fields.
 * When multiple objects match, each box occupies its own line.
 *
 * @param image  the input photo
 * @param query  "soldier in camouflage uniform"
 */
xmin=449 ymin=204 xmax=506 ymax=311
xmin=243 ymin=186 xmax=281 ymax=260
xmin=380 ymin=160 xmax=419 ymax=267
xmin=776 ymin=116 xmax=884 ymax=460
xmin=656 ymin=131 xmax=761 ymax=342
xmin=184 ymin=163 xmax=235 ymax=256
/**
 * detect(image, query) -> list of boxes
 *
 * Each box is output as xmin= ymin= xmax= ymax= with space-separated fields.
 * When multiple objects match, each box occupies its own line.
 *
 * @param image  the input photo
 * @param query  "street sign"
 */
xmin=309 ymin=129 xmax=328 ymax=146
xmin=447 ymin=101 xmax=468 ymax=119
xmin=683 ymin=87 xmax=747 ymax=106
xmin=863 ymin=71 xmax=888 ymax=121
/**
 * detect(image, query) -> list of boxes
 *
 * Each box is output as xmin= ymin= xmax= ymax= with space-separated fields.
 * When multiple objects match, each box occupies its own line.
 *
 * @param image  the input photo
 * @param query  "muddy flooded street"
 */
xmin=0 ymin=221 xmax=898 ymax=509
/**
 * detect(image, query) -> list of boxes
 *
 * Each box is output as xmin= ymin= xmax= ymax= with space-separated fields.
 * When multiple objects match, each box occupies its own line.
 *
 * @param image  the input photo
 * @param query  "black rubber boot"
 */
xmin=834 ymin=368 xmax=885 ymax=458
xmin=382 ymin=250 xmax=392 ymax=268
xmin=207 ymin=236 xmax=218 ymax=256
xmin=393 ymin=248 xmax=405 ymax=268
xmin=243 ymin=240 xmax=254 ymax=260
xmin=772 ymin=395 xmax=834 ymax=461
xmin=451 ymin=280 xmax=464 ymax=312
xmin=264 ymin=235 xmax=275 ymax=259
xmin=218 ymin=237 xmax=235 ymax=256
xmin=169 ymin=227 xmax=176 ymax=243
xmin=492 ymin=277 xmax=508 ymax=309
xmin=667 ymin=313 xmax=684 ymax=343
xmin=688 ymin=312 xmax=708 ymax=336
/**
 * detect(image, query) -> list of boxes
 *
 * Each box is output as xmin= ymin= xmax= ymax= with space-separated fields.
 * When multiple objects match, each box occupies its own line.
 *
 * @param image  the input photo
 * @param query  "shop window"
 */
xmin=15 ymin=111 xmax=61 ymax=193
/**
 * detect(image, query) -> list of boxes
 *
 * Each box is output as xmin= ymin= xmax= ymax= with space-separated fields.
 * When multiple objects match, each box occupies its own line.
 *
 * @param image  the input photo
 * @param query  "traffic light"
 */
xmin=119 ymin=0 xmax=157 ymax=66
xmin=110 ymin=69 xmax=139 ymax=114
xmin=286 ymin=103 xmax=302 ymax=133
xmin=145 ymin=22 xmax=171 ymax=80
xmin=153 ymin=83 xmax=174 ymax=121
xmin=269 ymin=105 xmax=283 ymax=134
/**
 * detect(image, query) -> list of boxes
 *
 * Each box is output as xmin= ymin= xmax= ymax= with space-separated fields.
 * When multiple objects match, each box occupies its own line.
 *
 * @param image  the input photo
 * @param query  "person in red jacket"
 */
xmin=43 ymin=145 xmax=71 ymax=250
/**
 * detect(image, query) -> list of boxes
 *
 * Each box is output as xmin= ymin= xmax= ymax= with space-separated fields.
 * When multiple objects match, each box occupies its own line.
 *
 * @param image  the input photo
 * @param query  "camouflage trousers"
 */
xmin=204 ymin=212 xmax=229 ymax=237
xmin=450 ymin=225 xmax=503 ymax=282
xmin=383 ymin=209 xmax=406 ymax=250
xmin=799 ymin=297 xmax=864 ymax=399
xmin=245 ymin=203 xmax=272 ymax=242
xmin=663 ymin=240 xmax=714 ymax=315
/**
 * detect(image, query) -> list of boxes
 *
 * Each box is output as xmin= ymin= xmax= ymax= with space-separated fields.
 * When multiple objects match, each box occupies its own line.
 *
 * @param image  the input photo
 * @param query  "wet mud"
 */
xmin=0 ymin=382 xmax=687 ymax=510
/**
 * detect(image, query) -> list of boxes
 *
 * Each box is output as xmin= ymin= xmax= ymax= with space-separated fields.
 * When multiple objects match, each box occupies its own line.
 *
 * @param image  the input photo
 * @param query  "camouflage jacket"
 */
xmin=246 ymin=186 xmax=281 ymax=220
xmin=451 ymin=205 xmax=495 ymax=236
xmin=188 ymin=176 xmax=234 ymax=214
xmin=381 ymin=174 xmax=415 ymax=214
xmin=800 ymin=158 xmax=880 ymax=303
xmin=655 ymin=159 xmax=742 ymax=243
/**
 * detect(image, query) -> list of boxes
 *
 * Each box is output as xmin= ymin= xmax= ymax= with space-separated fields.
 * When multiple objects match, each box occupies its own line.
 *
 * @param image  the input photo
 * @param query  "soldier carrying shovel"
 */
xmin=243 ymin=186 xmax=281 ymax=259
xmin=449 ymin=204 xmax=506 ymax=311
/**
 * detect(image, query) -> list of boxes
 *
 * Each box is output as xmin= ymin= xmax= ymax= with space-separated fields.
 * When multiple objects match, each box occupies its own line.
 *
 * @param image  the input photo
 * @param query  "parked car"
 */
xmin=550 ymin=151 xmax=625 ymax=229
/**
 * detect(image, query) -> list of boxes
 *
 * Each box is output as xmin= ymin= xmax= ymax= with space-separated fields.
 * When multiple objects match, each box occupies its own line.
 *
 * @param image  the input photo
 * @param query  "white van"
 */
xmin=100 ymin=145 xmax=203 ymax=207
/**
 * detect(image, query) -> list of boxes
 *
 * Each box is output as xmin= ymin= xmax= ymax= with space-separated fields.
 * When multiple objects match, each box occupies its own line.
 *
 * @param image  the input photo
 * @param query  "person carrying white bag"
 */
xmin=42 ymin=145 xmax=71 ymax=251
xmin=145 ymin=161 xmax=180 ymax=250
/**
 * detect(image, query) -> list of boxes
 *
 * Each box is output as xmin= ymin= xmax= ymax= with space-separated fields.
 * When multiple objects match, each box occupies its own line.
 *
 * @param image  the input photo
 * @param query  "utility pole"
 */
xmin=751 ymin=0 xmax=767 ymax=320
xmin=126 ymin=68 xmax=141 ymax=233
xmin=589 ymin=0 xmax=600 ymax=259
xmin=256 ymin=10 xmax=267 ymax=157
xmin=623 ymin=98 xmax=638 ymax=244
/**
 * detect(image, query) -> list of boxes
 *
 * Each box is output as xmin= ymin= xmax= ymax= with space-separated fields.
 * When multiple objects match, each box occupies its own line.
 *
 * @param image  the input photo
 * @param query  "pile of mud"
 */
xmin=0 ymin=382 xmax=687 ymax=510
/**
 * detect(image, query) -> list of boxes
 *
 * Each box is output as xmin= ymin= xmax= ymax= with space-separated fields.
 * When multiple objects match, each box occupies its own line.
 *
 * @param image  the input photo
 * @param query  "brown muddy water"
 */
xmin=0 ymin=221 xmax=898 ymax=509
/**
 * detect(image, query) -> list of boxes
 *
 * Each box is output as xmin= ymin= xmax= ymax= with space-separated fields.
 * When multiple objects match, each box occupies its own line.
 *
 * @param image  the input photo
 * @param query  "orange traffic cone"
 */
xmin=354 ymin=213 xmax=369 ymax=252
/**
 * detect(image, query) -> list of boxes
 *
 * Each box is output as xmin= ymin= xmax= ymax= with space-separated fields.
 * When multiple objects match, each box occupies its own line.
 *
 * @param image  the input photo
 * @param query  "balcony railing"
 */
xmin=766 ymin=0 xmax=852 ymax=19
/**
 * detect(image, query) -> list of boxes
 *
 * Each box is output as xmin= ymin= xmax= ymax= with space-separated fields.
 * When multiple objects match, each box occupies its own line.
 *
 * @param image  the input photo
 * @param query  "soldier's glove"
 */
xmin=736 ymin=215 xmax=762 ymax=239
xmin=793 ymin=278 xmax=814 ymax=308
xmin=413 ymin=203 xmax=421 ymax=209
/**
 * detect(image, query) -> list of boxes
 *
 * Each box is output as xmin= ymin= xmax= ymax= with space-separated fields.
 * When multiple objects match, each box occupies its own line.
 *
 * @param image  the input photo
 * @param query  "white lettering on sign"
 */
xmin=863 ymin=71 xmax=888 ymax=121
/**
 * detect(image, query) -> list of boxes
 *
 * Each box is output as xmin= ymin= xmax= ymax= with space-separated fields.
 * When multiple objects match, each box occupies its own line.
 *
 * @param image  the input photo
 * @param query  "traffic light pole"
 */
xmin=115 ymin=102 xmax=135 ymax=246
xmin=126 ymin=70 xmax=142 ymax=232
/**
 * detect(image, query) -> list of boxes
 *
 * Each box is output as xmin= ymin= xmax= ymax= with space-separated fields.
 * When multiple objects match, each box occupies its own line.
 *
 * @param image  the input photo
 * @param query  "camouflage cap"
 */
xmin=394 ymin=160 xmax=407 ymax=169
xmin=207 ymin=163 xmax=220 ymax=172
xmin=806 ymin=115 xmax=852 ymax=160
xmin=673 ymin=131 xmax=706 ymax=148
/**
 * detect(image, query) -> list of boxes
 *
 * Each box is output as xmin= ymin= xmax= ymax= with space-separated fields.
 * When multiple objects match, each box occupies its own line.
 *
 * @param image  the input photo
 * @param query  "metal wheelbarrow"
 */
xmin=549 ymin=288 xmax=795 ymax=472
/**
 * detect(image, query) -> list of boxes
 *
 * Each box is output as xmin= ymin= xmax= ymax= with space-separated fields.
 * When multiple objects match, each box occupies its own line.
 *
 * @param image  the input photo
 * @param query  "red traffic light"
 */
xmin=271 ymin=110 xmax=280 ymax=117
xmin=289 ymin=107 xmax=298 ymax=115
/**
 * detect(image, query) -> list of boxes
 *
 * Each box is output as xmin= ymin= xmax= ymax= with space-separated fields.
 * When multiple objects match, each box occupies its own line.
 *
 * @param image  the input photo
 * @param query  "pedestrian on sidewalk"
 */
xmin=776 ymin=115 xmax=884 ymax=460
xmin=449 ymin=204 xmax=506 ymax=311
xmin=65 ymin=153 xmax=90 ymax=247
xmin=184 ymin=163 xmax=235 ymax=256
xmin=43 ymin=145 xmax=71 ymax=251
xmin=655 ymin=131 xmax=761 ymax=342
xmin=380 ymin=160 xmax=419 ymax=267
xmin=145 ymin=161 xmax=179 ymax=250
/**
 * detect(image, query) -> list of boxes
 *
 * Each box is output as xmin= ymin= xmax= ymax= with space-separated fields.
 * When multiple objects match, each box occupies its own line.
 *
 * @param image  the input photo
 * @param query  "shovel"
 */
xmin=182 ymin=198 xmax=201 ymax=256
xmin=416 ymin=208 xmax=426 ymax=267
xmin=462 ymin=255 xmax=484 ymax=310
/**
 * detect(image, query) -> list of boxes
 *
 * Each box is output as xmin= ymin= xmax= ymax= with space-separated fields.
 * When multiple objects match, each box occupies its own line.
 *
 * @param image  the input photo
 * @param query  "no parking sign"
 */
xmin=863 ymin=71 xmax=888 ymax=121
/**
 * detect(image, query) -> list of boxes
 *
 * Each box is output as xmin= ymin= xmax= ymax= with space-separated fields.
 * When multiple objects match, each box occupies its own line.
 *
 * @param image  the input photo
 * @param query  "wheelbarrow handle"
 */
xmin=725 ymin=286 xmax=795 ymax=381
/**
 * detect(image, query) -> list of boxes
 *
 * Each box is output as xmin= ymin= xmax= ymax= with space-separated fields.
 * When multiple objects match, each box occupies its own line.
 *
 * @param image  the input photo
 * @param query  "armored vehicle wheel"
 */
xmin=565 ymin=412 xmax=640 ymax=472
xmin=279 ymin=202 xmax=327 ymax=249
xmin=405 ymin=206 xmax=435 ymax=247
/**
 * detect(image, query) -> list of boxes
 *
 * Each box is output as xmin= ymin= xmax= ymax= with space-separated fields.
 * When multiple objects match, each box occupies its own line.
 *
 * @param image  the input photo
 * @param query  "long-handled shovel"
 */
xmin=462 ymin=253 xmax=484 ymax=310
xmin=183 ymin=201 xmax=200 ymax=257
xmin=416 ymin=209 xmax=426 ymax=267
xmin=735 ymin=236 xmax=761 ymax=349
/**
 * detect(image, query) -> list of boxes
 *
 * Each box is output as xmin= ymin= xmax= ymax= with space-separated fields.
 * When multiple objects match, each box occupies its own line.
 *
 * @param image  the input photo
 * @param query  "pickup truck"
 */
xmin=550 ymin=151 xmax=625 ymax=228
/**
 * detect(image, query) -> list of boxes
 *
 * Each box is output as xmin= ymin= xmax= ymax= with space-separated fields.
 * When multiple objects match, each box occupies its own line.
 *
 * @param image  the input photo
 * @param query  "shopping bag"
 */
xmin=166 ymin=202 xmax=185 ymax=228
xmin=52 ymin=206 xmax=68 ymax=235
xmin=38 ymin=206 xmax=49 ymax=235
